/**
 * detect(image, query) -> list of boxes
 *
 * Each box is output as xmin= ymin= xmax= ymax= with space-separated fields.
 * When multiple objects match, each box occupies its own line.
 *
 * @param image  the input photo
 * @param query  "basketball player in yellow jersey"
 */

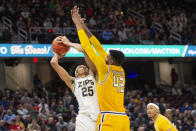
xmin=147 ymin=103 xmax=178 ymax=131
xmin=71 ymin=6 xmax=130 ymax=131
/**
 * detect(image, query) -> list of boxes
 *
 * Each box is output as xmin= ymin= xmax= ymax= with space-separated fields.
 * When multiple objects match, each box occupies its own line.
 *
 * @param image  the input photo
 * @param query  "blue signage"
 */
xmin=0 ymin=44 xmax=195 ymax=57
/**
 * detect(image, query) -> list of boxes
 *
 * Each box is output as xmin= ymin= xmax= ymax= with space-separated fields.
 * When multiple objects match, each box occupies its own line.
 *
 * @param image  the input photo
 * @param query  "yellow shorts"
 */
xmin=96 ymin=112 xmax=130 ymax=131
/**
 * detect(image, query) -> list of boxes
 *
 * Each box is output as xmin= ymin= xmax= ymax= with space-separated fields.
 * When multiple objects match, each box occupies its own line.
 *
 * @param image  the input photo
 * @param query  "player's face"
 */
xmin=76 ymin=65 xmax=89 ymax=76
xmin=147 ymin=106 xmax=158 ymax=118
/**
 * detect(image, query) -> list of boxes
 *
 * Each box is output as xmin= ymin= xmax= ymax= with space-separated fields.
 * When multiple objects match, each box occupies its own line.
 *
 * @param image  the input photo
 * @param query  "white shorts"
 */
xmin=75 ymin=113 xmax=97 ymax=131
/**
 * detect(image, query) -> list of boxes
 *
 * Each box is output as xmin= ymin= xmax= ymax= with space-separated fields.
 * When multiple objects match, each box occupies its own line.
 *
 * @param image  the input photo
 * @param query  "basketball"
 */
xmin=52 ymin=36 xmax=70 ymax=56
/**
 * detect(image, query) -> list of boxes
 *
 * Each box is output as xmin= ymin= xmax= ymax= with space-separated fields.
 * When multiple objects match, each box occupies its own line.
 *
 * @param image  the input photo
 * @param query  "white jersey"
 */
xmin=74 ymin=75 xmax=100 ymax=121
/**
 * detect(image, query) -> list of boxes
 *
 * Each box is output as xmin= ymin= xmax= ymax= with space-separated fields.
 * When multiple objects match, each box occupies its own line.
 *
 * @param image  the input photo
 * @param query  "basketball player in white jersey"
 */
xmin=50 ymin=36 xmax=100 ymax=131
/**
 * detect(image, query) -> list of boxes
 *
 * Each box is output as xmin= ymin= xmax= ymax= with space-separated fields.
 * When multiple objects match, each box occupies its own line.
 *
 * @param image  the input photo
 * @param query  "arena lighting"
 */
xmin=0 ymin=44 xmax=196 ymax=57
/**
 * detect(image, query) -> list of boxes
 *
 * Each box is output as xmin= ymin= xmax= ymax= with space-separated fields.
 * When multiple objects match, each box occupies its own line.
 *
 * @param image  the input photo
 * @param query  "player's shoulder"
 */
xmin=158 ymin=115 xmax=171 ymax=124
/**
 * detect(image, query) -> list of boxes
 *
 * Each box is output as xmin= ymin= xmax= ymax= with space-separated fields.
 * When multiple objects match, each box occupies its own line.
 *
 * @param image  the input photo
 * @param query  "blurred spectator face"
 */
xmin=137 ymin=127 xmax=145 ymax=131
xmin=16 ymin=115 xmax=20 ymax=121
xmin=58 ymin=116 xmax=63 ymax=122
xmin=2 ymin=96 xmax=6 ymax=101
xmin=24 ymin=91 xmax=28 ymax=96
xmin=0 ymin=105 xmax=4 ymax=111
xmin=185 ymin=102 xmax=189 ymax=107
xmin=143 ymin=96 xmax=148 ymax=103
xmin=136 ymin=94 xmax=140 ymax=99
xmin=48 ymin=117 xmax=53 ymax=124
xmin=165 ymin=109 xmax=172 ymax=121
xmin=41 ymin=98 xmax=45 ymax=104
xmin=26 ymin=115 xmax=31 ymax=121
xmin=7 ymin=109 xmax=12 ymax=115
xmin=153 ymin=98 xmax=158 ymax=103
xmin=32 ymin=119 xmax=37 ymax=126
xmin=138 ymin=113 xmax=142 ymax=118
xmin=194 ymin=123 xmax=196 ymax=128
xmin=0 ymin=120 xmax=5 ymax=126
xmin=59 ymin=101 xmax=63 ymax=107
xmin=160 ymin=97 xmax=164 ymax=103
xmin=12 ymin=119 xmax=16 ymax=125
xmin=69 ymin=105 xmax=74 ymax=111
xmin=52 ymin=112 xmax=56 ymax=117
xmin=65 ymin=90 xmax=69 ymax=96
xmin=147 ymin=105 xmax=159 ymax=119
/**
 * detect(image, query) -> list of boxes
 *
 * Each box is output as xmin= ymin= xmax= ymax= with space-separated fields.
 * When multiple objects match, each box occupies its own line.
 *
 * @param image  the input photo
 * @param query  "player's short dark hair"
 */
xmin=109 ymin=50 xmax=125 ymax=65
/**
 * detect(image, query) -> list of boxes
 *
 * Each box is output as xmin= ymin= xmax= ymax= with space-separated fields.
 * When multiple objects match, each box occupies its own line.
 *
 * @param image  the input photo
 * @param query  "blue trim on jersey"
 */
xmin=101 ymin=111 xmax=126 ymax=116
xmin=99 ymin=65 xmax=110 ymax=86
xmin=98 ymin=114 xmax=106 ymax=131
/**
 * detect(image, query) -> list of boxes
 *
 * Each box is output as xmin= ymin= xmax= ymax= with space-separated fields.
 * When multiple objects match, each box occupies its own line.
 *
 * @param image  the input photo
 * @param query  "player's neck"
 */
xmin=78 ymin=74 xmax=87 ymax=78
xmin=152 ymin=113 xmax=159 ymax=122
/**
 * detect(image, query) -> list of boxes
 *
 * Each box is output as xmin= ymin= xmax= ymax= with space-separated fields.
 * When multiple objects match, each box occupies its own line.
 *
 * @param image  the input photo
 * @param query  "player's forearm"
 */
xmin=78 ymin=29 xmax=91 ymax=51
xmin=50 ymin=55 xmax=59 ymax=66
xmin=83 ymin=24 xmax=93 ymax=38
xmin=75 ymin=23 xmax=83 ymax=31
xmin=89 ymin=36 xmax=108 ymax=59
xmin=69 ymin=42 xmax=84 ymax=53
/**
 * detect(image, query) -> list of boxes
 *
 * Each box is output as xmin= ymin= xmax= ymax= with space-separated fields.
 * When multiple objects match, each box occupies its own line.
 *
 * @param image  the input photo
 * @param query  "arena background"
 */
xmin=0 ymin=0 xmax=196 ymax=130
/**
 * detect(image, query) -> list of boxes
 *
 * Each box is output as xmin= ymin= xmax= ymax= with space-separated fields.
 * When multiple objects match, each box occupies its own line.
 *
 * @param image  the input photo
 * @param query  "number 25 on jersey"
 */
xmin=113 ymin=75 xmax=125 ymax=93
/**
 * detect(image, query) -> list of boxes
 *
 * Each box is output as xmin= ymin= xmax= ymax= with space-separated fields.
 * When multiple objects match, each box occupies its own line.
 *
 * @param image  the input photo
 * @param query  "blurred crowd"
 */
xmin=0 ymin=81 xmax=196 ymax=131
xmin=0 ymin=0 xmax=196 ymax=44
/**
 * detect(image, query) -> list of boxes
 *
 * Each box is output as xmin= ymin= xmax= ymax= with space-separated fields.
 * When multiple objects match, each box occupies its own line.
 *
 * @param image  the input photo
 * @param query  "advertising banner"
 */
xmin=0 ymin=44 xmax=195 ymax=57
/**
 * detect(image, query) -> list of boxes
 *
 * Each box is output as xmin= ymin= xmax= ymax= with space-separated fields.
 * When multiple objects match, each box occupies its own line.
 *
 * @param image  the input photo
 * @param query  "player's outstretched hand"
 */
xmin=71 ymin=6 xmax=81 ymax=25
xmin=55 ymin=36 xmax=71 ymax=46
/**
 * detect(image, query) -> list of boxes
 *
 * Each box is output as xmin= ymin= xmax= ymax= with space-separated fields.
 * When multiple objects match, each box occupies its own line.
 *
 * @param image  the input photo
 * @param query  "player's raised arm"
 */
xmin=50 ymin=53 xmax=74 ymax=92
xmin=59 ymin=36 xmax=98 ymax=78
xmin=71 ymin=6 xmax=108 ymax=82
xmin=82 ymin=21 xmax=107 ymax=59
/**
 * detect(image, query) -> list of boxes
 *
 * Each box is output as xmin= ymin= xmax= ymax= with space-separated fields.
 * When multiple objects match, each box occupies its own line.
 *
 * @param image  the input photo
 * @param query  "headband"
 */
xmin=147 ymin=103 xmax=159 ymax=110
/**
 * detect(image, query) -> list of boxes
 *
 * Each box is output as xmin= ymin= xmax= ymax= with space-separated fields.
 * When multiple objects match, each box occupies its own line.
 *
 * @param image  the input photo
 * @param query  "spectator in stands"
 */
xmin=137 ymin=126 xmax=146 ymax=131
xmin=118 ymin=27 xmax=128 ymax=42
xmin=46 ymin=116 xmax=56 ymax=131
xmin=9 ymin=119 xmax=23 ymax=131
xmin=181 ymin=102 xmax=193 ymax=113
xmin=23 ymin=114 xmax=31 ymax=128
xmin=0 ymin=105 xmax=6 ymax=119
xmin=68 ymin=114 xmax=76 ymax=131
xmin=56 ymin=115 xmax=68 ymax=131
xmin=3 ymin=109 xmax=16 ymax=124
xmin=27 ymin=118 xmax=41 ymax=131
xmin=63 ymin=90 xmax=72 ymax=107
xmin=192 ymin=123 xmax=196 ymax=131
xmin=56 ymin=100 xmax=68 ymax=115
xmin=21 ymin=91 xmax=31 ymax=104
xmin=16 ymin=16 xmax=25 ymax=29
xmin=39 ymin=108 xmax=49 ymax=121
xmin=171 ymin=68 xmax=178 ymax=86
xmin=172 ymin=85 xmax=182 ymax=96
xmin=102 ymin=26 xmax=113 ymax=42
xmin=32 ymin=93 xmax=40 ymax=105
xmin=0 ymin=96 xmax=9 ymax=110
xmin=0 ymin=120 xmax=8 ymax=131
xmin=134 ymin=112 xmax=145 ymax=129
xmin=43 ymin=18 xmax=53 ymax=27
xmin=38 ymin=98 xmax=49 ymax=113
xmin=17 ymin=104 xmax=28 ymax=120
xmin=15 ymin=115 xmax=25 ymax=130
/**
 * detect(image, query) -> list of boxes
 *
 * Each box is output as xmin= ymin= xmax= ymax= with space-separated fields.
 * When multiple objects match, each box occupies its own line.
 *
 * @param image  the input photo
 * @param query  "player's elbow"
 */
xmin=50 ymin=60 xmax=58 ymax=67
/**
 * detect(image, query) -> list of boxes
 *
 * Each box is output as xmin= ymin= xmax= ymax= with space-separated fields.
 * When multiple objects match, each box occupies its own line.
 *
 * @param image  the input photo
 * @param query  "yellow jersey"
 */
xmin=154 ymin=114 xmax=178 ymax=131
xmin=97 ymin=65 xmax=126 ymax=112
xmin=78 ymin=29 xmax=126 ymax=112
